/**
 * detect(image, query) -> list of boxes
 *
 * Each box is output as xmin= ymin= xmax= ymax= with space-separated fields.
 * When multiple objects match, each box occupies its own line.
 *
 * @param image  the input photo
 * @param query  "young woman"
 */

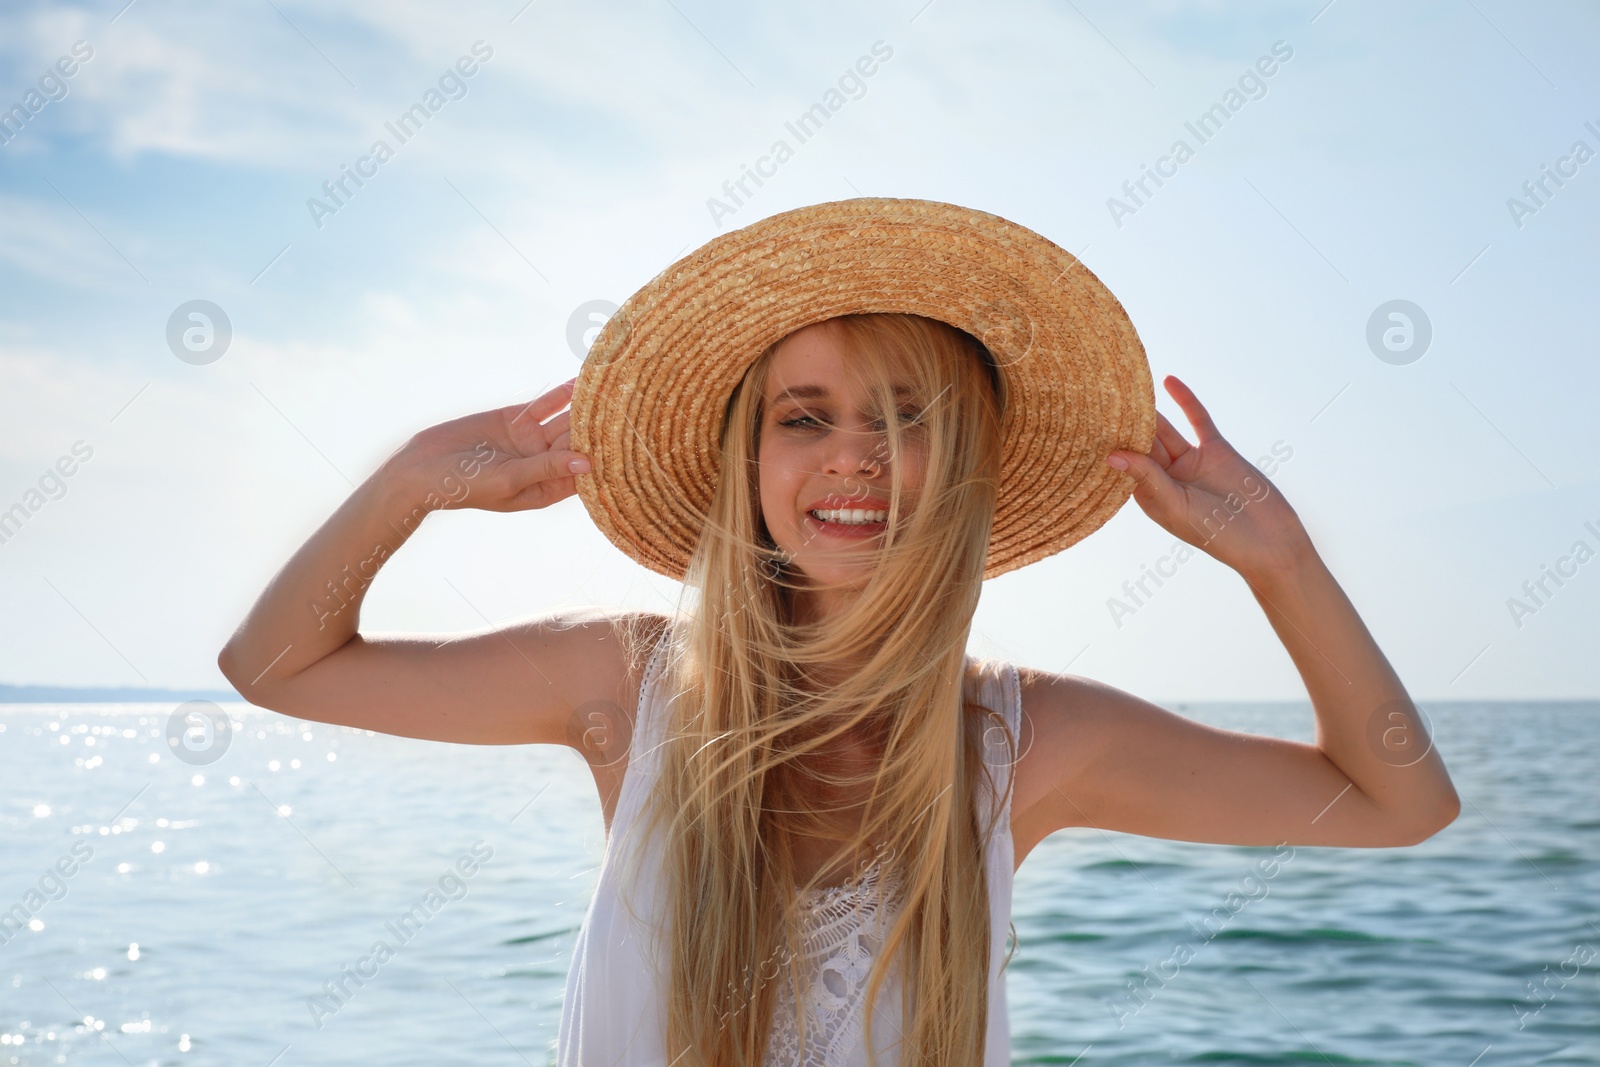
xmin=218 ymin=200 xmax=1460 ymax=1067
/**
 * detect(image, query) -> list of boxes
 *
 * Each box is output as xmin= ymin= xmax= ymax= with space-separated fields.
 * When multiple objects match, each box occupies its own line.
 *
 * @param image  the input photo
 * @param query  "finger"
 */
xmin=509 ymin=474 xmax=578 ymax=512
xmin=1108 ymin=448 xmax=1187 ymax=516
xmin=1153 ymin=410 xmax=1193 ymax=462
xmin=539 ymin=408 xmax=572 ymax=448
xmin=1162 ymin=375 xmax=1222 ymax=444
xmin=495 ymin=449 xmax=590 ymax=494
xmin=508 ymin=378 xmax=577 ymax=429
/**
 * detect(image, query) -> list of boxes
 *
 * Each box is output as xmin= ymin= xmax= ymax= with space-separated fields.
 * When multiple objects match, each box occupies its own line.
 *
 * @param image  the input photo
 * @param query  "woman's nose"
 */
xmin=824 ymin=423 xmax=891 ymax=476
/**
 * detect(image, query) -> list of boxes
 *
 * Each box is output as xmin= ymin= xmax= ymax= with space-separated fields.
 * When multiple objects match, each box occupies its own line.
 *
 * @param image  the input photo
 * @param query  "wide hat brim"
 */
xmin=570 ymin=197 xmax=1156 ymax=582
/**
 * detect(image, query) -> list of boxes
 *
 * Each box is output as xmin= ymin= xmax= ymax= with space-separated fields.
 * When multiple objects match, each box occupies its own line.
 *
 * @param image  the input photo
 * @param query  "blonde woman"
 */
xmin=218 ymin=200 xmax=1460 ymax=1066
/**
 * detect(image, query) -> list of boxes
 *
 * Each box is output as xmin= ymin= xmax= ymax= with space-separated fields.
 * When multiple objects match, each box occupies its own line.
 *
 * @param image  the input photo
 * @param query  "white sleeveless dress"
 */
xmin=556 ymin=630 xmax=1023 ymax=1066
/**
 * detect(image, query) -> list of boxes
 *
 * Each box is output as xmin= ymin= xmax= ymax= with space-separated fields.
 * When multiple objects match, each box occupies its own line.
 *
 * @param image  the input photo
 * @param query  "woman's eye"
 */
xmin=777 ymin=410 xmax=921 ymax=430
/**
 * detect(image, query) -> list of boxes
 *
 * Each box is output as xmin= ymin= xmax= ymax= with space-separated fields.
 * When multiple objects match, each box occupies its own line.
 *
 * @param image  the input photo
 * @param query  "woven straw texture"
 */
xmin=570 ymin=197 xmax=1155 ymax=582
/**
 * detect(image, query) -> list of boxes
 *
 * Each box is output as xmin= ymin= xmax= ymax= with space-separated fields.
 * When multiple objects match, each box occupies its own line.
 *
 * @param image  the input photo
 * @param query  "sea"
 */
xmin=1 ymin=699 xmax=1596 ymax=1066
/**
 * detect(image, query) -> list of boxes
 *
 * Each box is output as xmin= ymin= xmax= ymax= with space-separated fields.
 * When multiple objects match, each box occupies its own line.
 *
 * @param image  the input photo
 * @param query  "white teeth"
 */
xmin=812 ymin=508 xmax=888 ymax=525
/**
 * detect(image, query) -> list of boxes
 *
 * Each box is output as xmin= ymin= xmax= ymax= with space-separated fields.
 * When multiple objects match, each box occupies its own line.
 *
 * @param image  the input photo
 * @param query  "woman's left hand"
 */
xmin=1106 ymin=375 xmax=1315 ymax=582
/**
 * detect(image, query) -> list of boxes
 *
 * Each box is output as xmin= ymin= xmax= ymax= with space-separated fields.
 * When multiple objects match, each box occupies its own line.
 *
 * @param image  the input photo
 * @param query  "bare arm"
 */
xmin=216 ymin=379 xmax=647 ymax=747
xmin=1016 ymin=546 xmax=1458 ymax=853
xmin=1013 ymin=375 xmax=1459 ymax=857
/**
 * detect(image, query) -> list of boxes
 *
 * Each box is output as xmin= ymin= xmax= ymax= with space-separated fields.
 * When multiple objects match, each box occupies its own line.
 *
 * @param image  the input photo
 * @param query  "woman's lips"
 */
xmin=802 ymin=512 xmax=887 ymax=541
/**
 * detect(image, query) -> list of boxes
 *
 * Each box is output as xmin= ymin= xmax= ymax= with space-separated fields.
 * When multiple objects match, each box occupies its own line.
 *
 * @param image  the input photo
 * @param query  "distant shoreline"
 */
xmin=0 ymin=683 xmax=1595 ymax=708
xmin=0 ymin=683 xmax=242 ymax=704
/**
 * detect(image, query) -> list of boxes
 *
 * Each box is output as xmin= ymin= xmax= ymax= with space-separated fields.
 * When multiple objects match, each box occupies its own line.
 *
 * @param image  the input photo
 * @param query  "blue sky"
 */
xmin=1 ymin=0 xmax=1596 ymax=700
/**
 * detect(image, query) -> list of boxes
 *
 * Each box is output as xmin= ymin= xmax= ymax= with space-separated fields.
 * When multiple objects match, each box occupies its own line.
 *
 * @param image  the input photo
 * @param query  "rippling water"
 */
xmin=2 ymin=701 xmax=1596 ymax=1065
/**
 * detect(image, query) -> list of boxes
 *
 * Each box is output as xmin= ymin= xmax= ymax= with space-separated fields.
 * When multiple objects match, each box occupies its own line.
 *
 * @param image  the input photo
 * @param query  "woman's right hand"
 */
xmin=382 ymin=377 xmax=591 ymax=514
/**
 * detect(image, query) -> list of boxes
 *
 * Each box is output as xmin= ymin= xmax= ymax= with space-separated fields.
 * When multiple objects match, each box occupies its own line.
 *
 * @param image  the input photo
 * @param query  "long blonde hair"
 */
xmin=628 ymin=312 xmax=1012 ymax=1065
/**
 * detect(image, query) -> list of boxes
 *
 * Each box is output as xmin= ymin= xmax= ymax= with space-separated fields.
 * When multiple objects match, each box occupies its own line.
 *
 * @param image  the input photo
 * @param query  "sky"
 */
xmin=1 ymin=0 xmax=1596 ymax=701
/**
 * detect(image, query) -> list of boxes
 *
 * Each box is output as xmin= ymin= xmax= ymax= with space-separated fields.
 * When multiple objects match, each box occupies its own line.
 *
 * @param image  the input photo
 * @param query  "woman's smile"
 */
xmin=803 ymin=510 xmax=889 ymax=540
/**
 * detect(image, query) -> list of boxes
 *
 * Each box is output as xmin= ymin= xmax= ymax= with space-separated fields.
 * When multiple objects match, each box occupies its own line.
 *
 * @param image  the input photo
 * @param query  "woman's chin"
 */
xmin=789 ymin=557 xmax=877 ymax=589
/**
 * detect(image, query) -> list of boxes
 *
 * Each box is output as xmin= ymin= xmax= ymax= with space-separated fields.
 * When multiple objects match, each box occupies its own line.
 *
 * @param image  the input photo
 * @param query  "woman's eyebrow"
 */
xmin=769 ymin=384 xmax=915 ymax=404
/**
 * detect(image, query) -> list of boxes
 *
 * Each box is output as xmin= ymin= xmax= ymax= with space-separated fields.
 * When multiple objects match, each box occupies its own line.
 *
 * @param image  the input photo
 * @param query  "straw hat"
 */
xmin=569 ymin=197 xmax=1155 ymax=582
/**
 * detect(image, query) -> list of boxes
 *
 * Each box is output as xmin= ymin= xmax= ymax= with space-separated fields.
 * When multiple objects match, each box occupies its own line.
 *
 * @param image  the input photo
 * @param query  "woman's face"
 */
xmin=756 ymin=321 xmax=929 ymax=600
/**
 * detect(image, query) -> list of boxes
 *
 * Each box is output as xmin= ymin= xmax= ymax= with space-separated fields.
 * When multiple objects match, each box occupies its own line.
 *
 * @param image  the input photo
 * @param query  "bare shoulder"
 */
xmin=547 ymin=606 xmax=674 ymax=742
xmin=602 ymin=608 xmax=676 ymax=714
xmin=1009 ymin=665 xmax=1194 ymax=865
xmin=453 ymin=603 xmax=672 ymax=749
xmin=1009 ymin=667 xmax=1111 ymax=843
xmin=556 ymin=608 xmax=675 ymax=829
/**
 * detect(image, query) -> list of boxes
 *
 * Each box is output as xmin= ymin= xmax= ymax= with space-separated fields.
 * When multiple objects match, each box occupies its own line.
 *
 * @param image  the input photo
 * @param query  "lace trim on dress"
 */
xmin=766 ymin=857 xmax=904 ymax=1066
